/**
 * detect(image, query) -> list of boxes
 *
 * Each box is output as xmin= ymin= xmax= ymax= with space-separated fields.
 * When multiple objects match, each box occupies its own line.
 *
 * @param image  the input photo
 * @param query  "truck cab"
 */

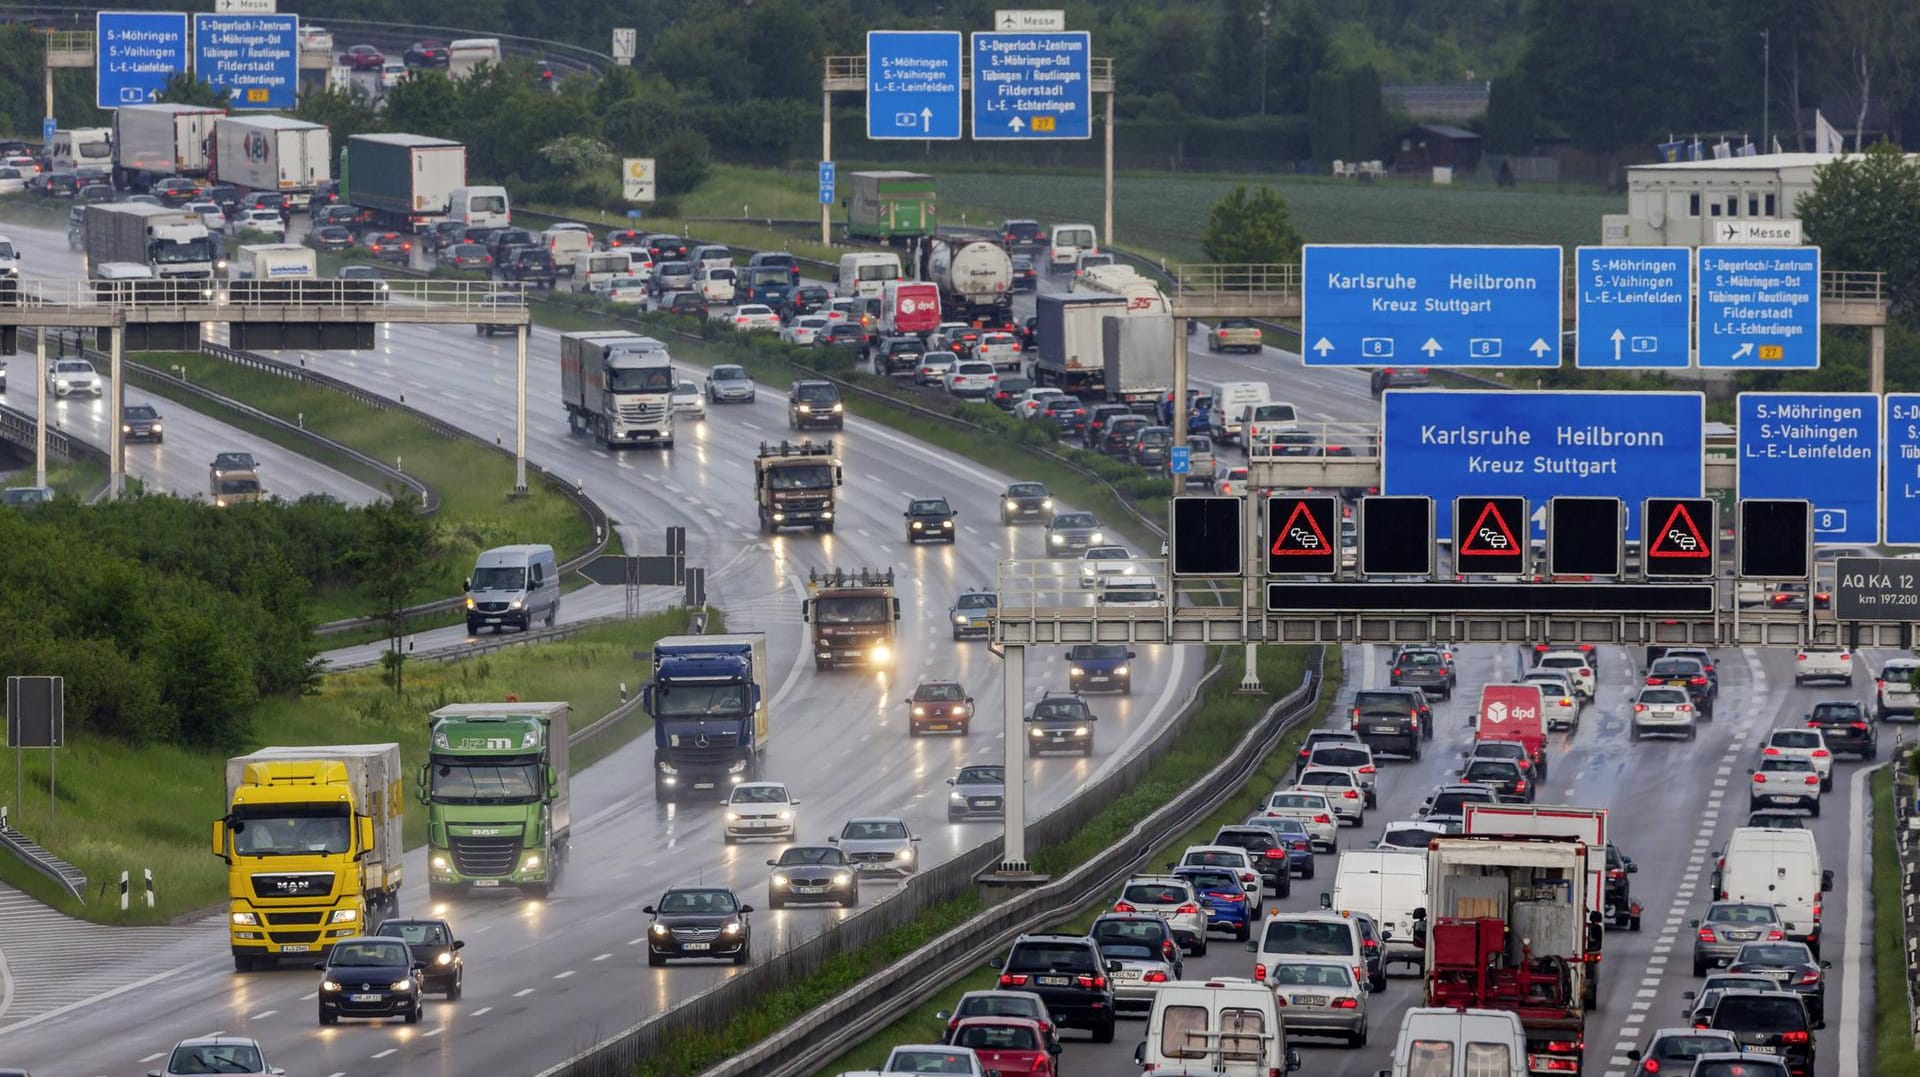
xmin=754 ymin=438 xmax=842 ymax=534
xmin=645 ymin=634 xmax=770 ymax=802
xmin=801 ymin=567 xmax=901 ymax=671
xmin=420 ymin=702 xmax=570 ymax=898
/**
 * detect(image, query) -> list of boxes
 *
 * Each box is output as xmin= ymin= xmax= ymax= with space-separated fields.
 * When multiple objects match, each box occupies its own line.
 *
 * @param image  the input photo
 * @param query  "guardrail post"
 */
xmin=143 ymin=867 xmax=155 ymax=908
xmin=117 ymin=869 xmax=128 ymax=911
xmin=1001 ymin=642 xmax=1028 ymax=873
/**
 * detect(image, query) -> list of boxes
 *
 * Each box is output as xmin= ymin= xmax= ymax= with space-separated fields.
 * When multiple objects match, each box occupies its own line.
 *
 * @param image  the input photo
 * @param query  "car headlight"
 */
xmin=435 ymin=952 xmax=453 ymax=966
xmin=953 ymin=614 xmax=967 ymax=624
xmin=231 ymin=912 xmax=259 ymax=926
xmin=1075 ymin=726 xmax=1090 ymax=736
xmin=913 ymin=706 xmax=926 ymax=715
xmin=834 ymin=871 xmax=852 ymax=885
xmin=727 ymin=811 xmax=742 ymax=821
xmin=941 ymin=520 xmax=952 ymax=528
xmin=650 ymin=922 xmax=669 ymax=935
xmin=463 ymin=598 xmax=475 ymax=610
xmin=901 ymin=847 xmax=914 ymax=862
xmin=870 ymin=643 xmax=891 ymax=664
xmin=1070 ymin=666 xmax=1085 ymax=676
xmin=832 ymin=402 xmax=844 ymax=412
xmin=390 ymin=979 xmax=414 ymax=991
xmin=776 ymin=810 xmax=790 ymax=820
xmin=1090 ymin=531 xmax=1105 ymax=543
xmin=1050 ymin=534 xmax=1065 ymax=544
xmin=797 ymin=405 xmax=811 ymax=413
xmin=322 ymin=979 xmax=342 ymax=992
xmin=1042 ymin=499 xmax=1053 ymax=509
xmin=149 ymin=423 xmax=161 ymax=431
xmin=951 ymin=791 xmax=966 ymax=800
xmin=508 ymin=598 xmax=523 ymax=610
xmin=772 ymin=873 xmax=790 ymax=887
xmin=912 ymin=521 xmax=923 ymax=529
xmin=329 ymin=908 xmax=357 ymax=924
xmin=1006 ymin=499 xmax=1019 ymax=510
xmin=1030 ymin=727 xmax=1045 ymax=737
xmin=722 ymin=921 xmax=742 ymax=935
xmin=1114 ymin=665 xmax=1129 ymax=676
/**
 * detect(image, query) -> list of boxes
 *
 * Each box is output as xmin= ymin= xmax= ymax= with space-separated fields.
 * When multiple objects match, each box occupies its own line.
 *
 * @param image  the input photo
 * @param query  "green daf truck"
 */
xmin=420 ymin=701 xmax=571 ymax=898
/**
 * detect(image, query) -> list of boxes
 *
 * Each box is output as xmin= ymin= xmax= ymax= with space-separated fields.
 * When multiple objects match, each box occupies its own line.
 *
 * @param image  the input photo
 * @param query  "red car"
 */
xmin=339 ymin=44 xmax=385 ymax=70
xmin=949 ymin=1017 xmax=1057 ymax=1076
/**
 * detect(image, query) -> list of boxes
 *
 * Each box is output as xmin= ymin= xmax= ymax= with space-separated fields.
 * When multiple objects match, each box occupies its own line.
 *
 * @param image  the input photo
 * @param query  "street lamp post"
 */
xmin=1259 ymin=5 xmax=1273 ymax=117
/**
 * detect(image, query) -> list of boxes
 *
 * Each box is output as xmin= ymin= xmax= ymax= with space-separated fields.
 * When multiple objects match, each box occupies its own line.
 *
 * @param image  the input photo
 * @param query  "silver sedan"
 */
xmin=1269 ymin=956 xmax=1369 ymax=1046
xmin=828 ymin=816 xmax=921 ymax=877
xmin=1098 ymin=941 xmax=1177 ymax=1015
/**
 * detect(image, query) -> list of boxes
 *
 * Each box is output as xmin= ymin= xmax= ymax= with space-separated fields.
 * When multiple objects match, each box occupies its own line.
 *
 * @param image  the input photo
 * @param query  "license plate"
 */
xmin=1728 ymin=930 xmax=1759 ymax=940
xmin=928 ymin=723 xmax=950 ymax=730
xmin=281 ymin=944 xmax=311 ymax=952
xmin=1087 ymin=675 xmax=1109 ymax=683
xmin=793 ymin=885 xmax=826 ymax=894
xmin=1292 ymin=995 xmax=1328 ymax=1006
xmin=1372 ymin=725 xmax=1399 ymax=733
xmin=483 ymin=616 xmax=502 ymax=623
xmin=693 ymin=781 xmax=716 ymax=789
xmin=684 ymin=942 xmax=711 ymax=951
xmin=350 ymin=993 xmax=381 ymax=1002
xmin=1038 ymin=975 xmax=1072 ymax=986
xmin=1116 ymin=969 xmax=1142 ymax=979
xmin=472 ymin=878 xmax=500 ymax=887
xmin=1747 ymin=1045 xmax=1778 ymax=1054
xmin=976 ymin=799 xmax=1001 ymax=809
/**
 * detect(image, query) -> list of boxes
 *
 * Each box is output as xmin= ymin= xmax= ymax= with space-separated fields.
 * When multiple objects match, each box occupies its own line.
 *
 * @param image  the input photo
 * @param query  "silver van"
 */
xmin=464 ymin=543 xmax=560 ymax=634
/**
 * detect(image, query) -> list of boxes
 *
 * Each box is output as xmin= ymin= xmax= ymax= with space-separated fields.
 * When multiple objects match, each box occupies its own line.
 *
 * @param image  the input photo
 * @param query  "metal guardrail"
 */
xmin=192 ymin=342 xmax=613 ymax=636
xmin=0 ymin=805 xmax=85 ymax=901
xmin=322 ymin=607 xmax=667 ymax=672
xmin=701 ymin=656 xmax=1322 ymax=1077
xmin=1173 ymin=262 xmax=1303 ymax=299
xmin=1889 ymin=744 xmax=1920 ymax=1046
xmin=0 ymin=276 xmax=531 ymax=315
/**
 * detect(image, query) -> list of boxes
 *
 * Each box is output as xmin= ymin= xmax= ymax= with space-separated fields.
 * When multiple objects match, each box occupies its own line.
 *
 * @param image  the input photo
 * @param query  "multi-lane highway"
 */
xmin=0 ymin=216 xmax=1215 ymax=1075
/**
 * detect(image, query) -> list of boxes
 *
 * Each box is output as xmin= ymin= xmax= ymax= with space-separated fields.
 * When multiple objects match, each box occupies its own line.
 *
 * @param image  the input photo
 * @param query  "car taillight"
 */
xmin=1291 ymin=840 xmax=1309 ymax=851
xmin=1392 ymin=667 xmax=1402 ymax=676
xmin=1254 ymin=962 xmax=1267 ymax=981
xmin=1546 ymin=1041 xmax=1582 ymax=1054
xmin=999 ymin=973 xmax=1028 ymax=986
xmin=1768 ymin=929 xmax=1785 ymax=939
xmin=1114 ymin=901 xmax=1137 ymax=912
xmin=1332 ymin=997 xmax=1359 ymax=1009
xmin=1263 ymin=848 xmax=1287 ymax=859
xmin=1609 ymin=869 xmax=1625 ymax=880
xmin=1811 ymin=749 xmax=1829 ymax=757
xmin=1514 ymin=780 xmax=1528 ymax=792
xmin=1143 ymin=970 xmax=1169 ymax=982
xmin=1075 ymin=974 xmax=1107 ymax=989
xmin=1175 ymin=902 xmax=1200 ymax=914
xmin=1804 ymin=774 xmax=1819 ymax=785
xmin=1358 ymin=765 xmax=1376 ymax=773
xmin=1642 ymin=1060 xmax=1661 ymax=1074
xmin=1633 ymin=704 xmax=1647 ymax=712
xmin=1579 ymin=668 xmax=1591 ymax=676
xmin=1690 ymin=676 xmax=1707 ymax=685
xmin=1697 ymin=927 xmax=1716 ymax=942
xmin=1754 ymin=774 xmax=1767 ymax=782
xmin=1764 ymin=746 xmax=1781 ymax=755
xmin=1314 ymin=814 xmax=1331 ymax=824
xmin=1212 ymin=890 xmax=1246 ymax=904
xmin=1343 ymin=790 xmax=1359 ymax=798
xmin=1853 ymin=722 xmax=1870 ymax=731
xmin=1362 ymin=938 xmax=1377 ymax=950
xmin=1812 ymin=902 xmax=1821 ymax=918
xmin=1796 ymin=969 xmax=1820 ymax=985
xmin=1646 ymin=676 xmax=1660 ymax=685
xmin=1782 ymin=1031 xmax=1810 ymax=1044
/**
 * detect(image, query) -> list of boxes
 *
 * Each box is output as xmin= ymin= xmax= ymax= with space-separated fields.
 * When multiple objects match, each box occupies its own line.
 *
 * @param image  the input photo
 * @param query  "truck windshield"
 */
xmin=856 ymin=263 xmax=897 ymax=281
xmin=428 ymin=759 xmax=541 ymax=803
xmin=471 ymin=566 xmax=526 ymax=590
xmin=152 ymin=237 xmax=212 ymax=264
xmin=231 ymin=807 xmax=351 ymax=856
xmin=768 ymin=464 xmax=833 ymax=490
xmin=813 ymin=596 xmax=890 ymax=624
xmin=653 ymin=684 xmax=748 ymax=717
xmin=470 ymin=194 xmax=506 ymax=213
xmin=608 ymin=366 xmax=673 ymax=392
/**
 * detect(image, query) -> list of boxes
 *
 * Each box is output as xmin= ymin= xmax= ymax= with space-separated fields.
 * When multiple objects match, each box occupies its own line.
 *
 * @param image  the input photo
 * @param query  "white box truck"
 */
xmin=112 ymin=103 xmax=223 ymax=188
xmin=559 ymin=330 xmax=675 ymax=448
xmin=212 ymin=116 xmax=332 ymax=209
xmin=84 ymin=202 xmax=218 ymax=279
xmin=232 ymin=243 xmax=317 ymax=282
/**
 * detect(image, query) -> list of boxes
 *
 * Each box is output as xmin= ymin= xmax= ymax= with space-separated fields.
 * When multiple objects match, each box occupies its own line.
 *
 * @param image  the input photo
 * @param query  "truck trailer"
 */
xmin=231 ymin=243 xmax=317 ymax=281
xmin=211 ymin=115 xmax=332 ymax=209
xmin=844 ymin=170 xmax=936 ymax=244
xmin=921 ymin=238 xmax=1013 ymax=324
xmin=421 ymin=702 xmax=571 ymax=898
xmin=1424 ymin=834 xmax=1597 ymax=1077
xmin=83 ymin=202 xmax=218 ymax=279
xmin=215 ymin=744 xmax=405 ymax=970
xmin=558 ymin=330 xmax=675 ymax=448
xmin=645 ymin=635 xmax=770 ymax=803
xmin=343 ymin=133 xmax=467 ymax=232
xmin=1031 ymin=292 xmax=1124 ymax=395
xmin=111 ymin=103 xmax=222 ymax=189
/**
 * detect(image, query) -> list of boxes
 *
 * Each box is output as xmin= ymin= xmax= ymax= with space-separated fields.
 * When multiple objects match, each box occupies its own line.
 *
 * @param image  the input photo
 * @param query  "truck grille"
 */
xmin=265 ymin=912 xmax=324 ymax=926
xmin=267 ymin=930 xmax=320 ymax=944
xmin=249 ymin=871 xmax=334 ymax=900
xmin=450 ymin=835 xmax=522 ymax=876
xmin=616 ymin=400 xmax=670 ymax=424
xmin=776 ymin=497 xmax=828 ymax=512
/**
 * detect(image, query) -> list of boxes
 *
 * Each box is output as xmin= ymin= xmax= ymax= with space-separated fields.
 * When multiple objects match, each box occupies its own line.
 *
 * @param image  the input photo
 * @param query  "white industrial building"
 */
xmin=1601 ymin=152 xmax=1900 ymax=247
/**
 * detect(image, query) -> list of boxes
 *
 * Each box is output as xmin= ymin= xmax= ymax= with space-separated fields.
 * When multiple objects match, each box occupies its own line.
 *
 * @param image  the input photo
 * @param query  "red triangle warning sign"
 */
xmin=1459 ymin=501 xmax=1520 ymax=556
xmin=1270 ymin=500 xmax=1331 ymax=556
xmin=1649 ymin=502 xmax=1711 ymax=557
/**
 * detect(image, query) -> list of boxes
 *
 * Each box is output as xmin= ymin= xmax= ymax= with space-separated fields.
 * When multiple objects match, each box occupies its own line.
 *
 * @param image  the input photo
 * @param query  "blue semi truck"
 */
xmin=644 ymin=634 xmax=770 ymax=803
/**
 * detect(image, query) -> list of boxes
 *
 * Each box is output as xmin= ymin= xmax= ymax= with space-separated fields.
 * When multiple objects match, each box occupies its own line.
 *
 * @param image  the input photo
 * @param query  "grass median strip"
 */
xmin=633 ymin=643 xmax=1335 ymax=1077
xmin=146 ymin=349 xmax=594 ymax=624
xmin=0 ymin=610 xmax=697 ymax=925
xmin=1873 ymin=767 xmax=1920 ymax=1075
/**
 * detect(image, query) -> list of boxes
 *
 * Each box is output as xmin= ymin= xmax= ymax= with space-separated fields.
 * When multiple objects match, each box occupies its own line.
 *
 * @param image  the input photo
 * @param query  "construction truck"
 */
xmin=801 ymin=567 xmax=901 ymax=671
xmin=1424 ymin=834 xmax=1598 ymax=1077
xmin=645 ymin=635 xmax=771 ymax=803
xmin=210 ymin=452 xmax=264 ymax=507
xmin=215 ymin=744 xmax=405 ymax=971
xmin=754 ymin=439 xmax=843 ymax=534
xmin=420 ymin=702 xmax=571 ymax=898
xmin=559 ymin=330 xmax=675 ymax=448
xmin=83 ymin=202 xmax=219 ymax=280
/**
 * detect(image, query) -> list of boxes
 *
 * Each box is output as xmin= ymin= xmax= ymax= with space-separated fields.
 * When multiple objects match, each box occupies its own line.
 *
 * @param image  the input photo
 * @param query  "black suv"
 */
xmin=1806 ymin=699 xmax=1876 ymax=759
xmin=1210 ymin=826 xmax=1292 ymax=897
xmin=782 ymin=283 xmax=830 ymax=320
xmin=1001 ymin=218 xmax=1046 ymax=250
xmin=1084 ymin=404 xmax=1133 ymax=448
xmin=1605 ymin=843 xmax=1641 ymax=929
xmin=371 ymin=917 xmax=465 ymax=998
xmin=644 ymin=233 xmax=690 ymax=262
xmin=991 ymin=933 xmax=1117 ymax=1043
xmin=1028 ymin=693 xmax=1097 ymax=755
xmin=904 ymin=496 xmax=958 ymax=544
xmin=1349 ymin=687 xmax=1429 ymax=758
xmin=1647 ymin=656 xmax=1716 ymax=717
xmin=788 ymin=380 xmax=844 ymax=431
xmin=873 ymin=334 xmax=926 ymax=375
xmin=485 ymin=227 xmax=535 ymax=264
xmin=1706 ymin=990 xmax=1815 ymax=1076
xmin=499 ymin=247 xmax=556 ymax=288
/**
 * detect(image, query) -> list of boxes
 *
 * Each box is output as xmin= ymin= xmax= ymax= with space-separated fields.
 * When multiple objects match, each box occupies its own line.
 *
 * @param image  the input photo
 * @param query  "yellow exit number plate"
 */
xmin=1759 ymin=344 xmax=1784 ymax=360
xmin=1031 ymin=116 xmax=1056 ymax=132
xmin=246 ymin=88 xmax=269 ymax=103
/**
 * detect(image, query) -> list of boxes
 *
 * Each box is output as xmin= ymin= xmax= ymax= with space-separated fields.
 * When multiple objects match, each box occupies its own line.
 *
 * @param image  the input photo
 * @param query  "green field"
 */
xmin=0 ymin=612 xmax=696 ymax=924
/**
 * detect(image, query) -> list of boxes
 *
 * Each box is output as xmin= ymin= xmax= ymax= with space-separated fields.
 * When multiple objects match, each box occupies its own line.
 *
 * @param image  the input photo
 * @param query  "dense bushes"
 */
xmin=0 ymin=492 xmax=415 ymax=749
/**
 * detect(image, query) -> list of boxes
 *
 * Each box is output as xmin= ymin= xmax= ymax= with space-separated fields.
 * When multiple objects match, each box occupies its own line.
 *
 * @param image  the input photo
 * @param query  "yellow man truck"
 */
xmin=215 ymin=744 xmax=405 ymax=972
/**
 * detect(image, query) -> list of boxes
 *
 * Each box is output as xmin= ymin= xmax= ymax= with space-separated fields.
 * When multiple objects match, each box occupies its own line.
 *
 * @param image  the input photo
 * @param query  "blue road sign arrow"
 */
xmin=97 ymin=11 xmax=190 ymax=111
xmin=1574 ymin=246 xmax=1692 ymax=369
xmin=1698 ymin=247 xmax=1821 ymax=369
xmin=1170 ymin=446 xmax=1191 ymax=475
xmin=1738 ymin=392 xmax=1879 ymax=545
xmin=1303 ymin=245 xmax=1564 ymax=368
xmin=866 ymin=31 xmax=963 ymax=141
xmin=970 ymin=31 xmax=1092 ymax=140
xmin=1887 ymin=395 xmax=1920 ymax=546
xmin=1382 ymin=389 xmax=1704 ymax=541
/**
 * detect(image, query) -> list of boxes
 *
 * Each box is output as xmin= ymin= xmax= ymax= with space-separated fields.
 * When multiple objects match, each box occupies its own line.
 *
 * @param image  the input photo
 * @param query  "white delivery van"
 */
xmin=543 ymin=227 xmax=593 ymax=276
xmin=1715 ymin=827 xmax=1832 ymax=956
xmin=835 ymin=251 xmax=902 ymax=299
xmin=1209 ymin=381 xmax=1271 ymax=445
xmin=448 ymin=185 xmax=510 ymax=229
xmin=1136 ymin=977 xmax=1298 ymax=1077
xmin=1383 ymin=1008 xmax=1528 ymax=1077
xmin=1331 ymin=849 xmax=1429 ymax=971
xmin=1048 ymin=222 xmax=1097 ymax=274
xmin=574 ymin=249 xmax=633 ymax=293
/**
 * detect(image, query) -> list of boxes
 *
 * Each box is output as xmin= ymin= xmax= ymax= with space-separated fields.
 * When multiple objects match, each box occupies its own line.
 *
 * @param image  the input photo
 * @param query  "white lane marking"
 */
xmin=423 ymin=1026 xmax=445 ymax=1037
xmin=140 ymin=1053 xmax=165 ymax=1063
xmin=1837 ymin=760 xmax=1887 ymax=1077
xmin=592 ymin=952 xmax=612 ymax=962
xmin=554 ymin=970 xmax=576 ymax=979
xmin=513 ymin=987 xmax=536 ymax=997
xmin=471 ymin=1006 xmax=493 ymax=1016
xmin=0 ymin=959 xmax=204 ymax=1038
xmin=250 ymin=1009 xmax=276 ymax=1019
xmin=301 ymin=992 xmax=318 ymax=1000
xmin=0 ymin=943 xmax=11 ymax=1020
xmin=373 ymin=1048 xmax=397 ymax=1058
xmin=627 ymin=937 xmax=646 ymax=946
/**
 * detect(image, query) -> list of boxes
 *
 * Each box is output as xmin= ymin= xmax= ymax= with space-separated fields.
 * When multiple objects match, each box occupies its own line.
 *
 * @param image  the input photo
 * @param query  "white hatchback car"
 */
xmin=722 ymin=781 xmax=797 ymax=842
xmin=781 ymin=314 xmax=830 ymax=346
xmin=670 ymin=380 xmax=705 ymax=419
xmin=945 ymin=360 xmax=998 ymax=398
xmin=1533 ymin=650 xmax=1596 ymax=698
xmin=1794 ymin=647 xmax=1854 ymax=686
xmin=1261 ymin=789 xmax=1339 ymax=851
xmin=1294 ymin=769 xmax=1365 ymax=824
xmin=1079 ymin=545 xmax=1134 ymax=588
xmin=605 ymin=275 xmax=649 ymax=304
xmin=972 ymin=331 xmax=1022 ymax=371
xmin=1877 ymin=659 xmax=1920 ymax=719
xmin=228 ymin=207 xmax=286 ymax=237
xmin=1521 ymin=670 xmax=1582 ymax=732
xmin=1630 ymin=684 xmax=1696 ymax=740
xmin=1762 ymin=727 xmax=1834 ymax=790
xmin=1114 ymin=874 xmax=1208 ymax=955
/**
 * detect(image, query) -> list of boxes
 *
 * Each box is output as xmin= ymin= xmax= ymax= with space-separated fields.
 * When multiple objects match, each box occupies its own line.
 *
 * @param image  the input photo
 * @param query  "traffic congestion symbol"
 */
xmin=1264 ymin=495 xmax=1339 ymax=575
xmin=1270 ymin=501 xmax=1330 ymax=555
xmin=1460 ymin=502 xmax=1518 ymax=555
xmin=1641 ymin=498 xmax=1718 ymax=578
xmin=1649 ymin=503 xmax=1710 ymax=557
xmin=1453 ymin=496 xmax=1528 ymax=575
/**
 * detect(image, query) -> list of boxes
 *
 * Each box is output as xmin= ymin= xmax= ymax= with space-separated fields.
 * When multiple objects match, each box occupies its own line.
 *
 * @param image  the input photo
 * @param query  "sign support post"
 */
xmin=1000 ymin=642 xmax=1027 ymax=872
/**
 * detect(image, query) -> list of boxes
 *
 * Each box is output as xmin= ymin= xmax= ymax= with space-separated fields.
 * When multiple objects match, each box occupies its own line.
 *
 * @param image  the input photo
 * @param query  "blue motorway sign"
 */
xmin=1737 ymin=393 xmax=1879 ymax=545
xmin=193 ymin=13 xmax=298 ymax=110
xmin=1169 ymin=446 xmax=1191 ymax=475
xmin=970 ymin=31 xmax=1091 ymax=140
xmin=1697 ymin=246 xmax=1821 ymax=369
xmin=866 ymin=31 xmax=963 ymax=140
xmin=1888 ymin=395 xmax=1920 ymax=546
xmin=1382 ymin=389 xmax=1704 ymax=541
xmin=40 ymin=117 xmax=54 ymax=142
xmin=819 ymin=161 xmax=835 ymax=206
xmin=1574 ymin=246 xmax=1692 ymax=369
xmin=97 ymin=11 xmax=190 ymax=109
xmin=1302 ymin=245 xmax=1564 ymax=368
